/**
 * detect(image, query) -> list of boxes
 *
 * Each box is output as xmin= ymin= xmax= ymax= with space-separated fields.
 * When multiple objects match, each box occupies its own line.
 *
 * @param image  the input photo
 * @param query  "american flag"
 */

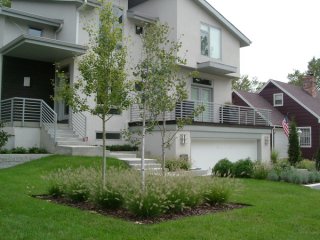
xmin=282 ymin=117 xmax=289 ymax=137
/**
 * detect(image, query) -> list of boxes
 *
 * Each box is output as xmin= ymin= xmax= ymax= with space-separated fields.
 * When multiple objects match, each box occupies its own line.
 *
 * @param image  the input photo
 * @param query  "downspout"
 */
xmin=76 ymin=0 xmax=88 ymax=44
xmin=271 ymin=126 xmax=275 ymax=151
xmin=54 ymin=22 xmax=64 ymax=39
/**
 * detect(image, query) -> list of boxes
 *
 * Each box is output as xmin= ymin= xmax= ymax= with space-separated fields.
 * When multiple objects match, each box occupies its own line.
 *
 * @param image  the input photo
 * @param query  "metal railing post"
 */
xmin=238 ymin=106 xmax=240 ymax=125
xmin=40 ymin=101 xmax=43 ymax=127
xmin=11 ymin=98 xmax=14 ymax=126
xmin=22 ymin=99 xmax=25 ymax=127
xmin=253 ymin=109 xmax=256 ymax=125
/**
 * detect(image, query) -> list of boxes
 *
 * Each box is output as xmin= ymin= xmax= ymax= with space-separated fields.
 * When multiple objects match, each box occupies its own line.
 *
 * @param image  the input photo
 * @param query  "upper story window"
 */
xmin=298 ymin=127 xmax=311 ymax=148
xmin=200 ymin=24 xmax=221 ymax=59
xmin=112 ymin=6 xmax=123 ymax=24
xmin=28 ymin=27 xmax=42 ymax=37
xmin=273 ymin=93 xmax=283 ymax=106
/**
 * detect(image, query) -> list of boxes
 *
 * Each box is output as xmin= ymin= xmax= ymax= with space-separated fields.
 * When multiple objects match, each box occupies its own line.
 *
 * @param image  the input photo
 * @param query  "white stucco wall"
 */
xmin=3 ymin=127 xmax=40 ymax=149
xmin=273 ymin=128 xmax=288 ymax=159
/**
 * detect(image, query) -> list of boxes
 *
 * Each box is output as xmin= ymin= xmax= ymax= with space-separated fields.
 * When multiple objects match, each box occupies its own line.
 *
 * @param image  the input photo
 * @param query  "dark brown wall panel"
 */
xmin=260 ymin=82 xmax=319 ymax=159
xmin=2 ymin=56 xmax=54 ymax=107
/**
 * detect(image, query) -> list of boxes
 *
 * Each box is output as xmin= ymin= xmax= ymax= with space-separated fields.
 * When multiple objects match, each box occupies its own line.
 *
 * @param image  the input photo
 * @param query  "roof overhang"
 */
xmin=127 ymin=10 xmax=158 ymax=24
xmin=12 ymin=0 xmax=100 ymax=8
xmin=197 ymin=61 xmax=237 ymax=75
xmin=194 ymin=0 xmax=251 ymax=47
xmin=0 ymin=7 xmax=63 ymax=28
xmin=0 ymin=35 xmax=87 ymax=62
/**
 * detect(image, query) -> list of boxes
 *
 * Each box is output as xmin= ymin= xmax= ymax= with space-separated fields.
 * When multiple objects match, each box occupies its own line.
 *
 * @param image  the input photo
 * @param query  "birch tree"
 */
xmin=55 ymin=1 xmax=129 ymax=187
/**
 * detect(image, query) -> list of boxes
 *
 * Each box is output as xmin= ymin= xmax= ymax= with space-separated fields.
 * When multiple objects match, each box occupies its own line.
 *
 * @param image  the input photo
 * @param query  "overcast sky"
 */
xmin=207 ymin=0 xmax=320 ymax=83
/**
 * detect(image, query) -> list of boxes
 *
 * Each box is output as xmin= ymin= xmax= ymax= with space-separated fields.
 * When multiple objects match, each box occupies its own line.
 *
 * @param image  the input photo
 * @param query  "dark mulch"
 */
xmin=34 ymin=195 xmax=249 ymax=224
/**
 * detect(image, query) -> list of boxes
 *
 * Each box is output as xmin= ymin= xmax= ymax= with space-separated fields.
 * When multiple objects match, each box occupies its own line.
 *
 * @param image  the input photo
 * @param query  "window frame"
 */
xmin=200 ymin=23 xmax=222 ymax=60
xmin=273 ymin=93 xmax=284 ymax=107
xmin=298 ymin=127 xmax=312 ymax=148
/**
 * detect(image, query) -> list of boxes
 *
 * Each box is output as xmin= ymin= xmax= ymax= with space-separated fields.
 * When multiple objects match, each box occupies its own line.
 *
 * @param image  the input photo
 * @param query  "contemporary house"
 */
xmin=234 ymin=75 xmax=320 ymax=159
xmin=0 ymin=0 xmax=273 ymax=170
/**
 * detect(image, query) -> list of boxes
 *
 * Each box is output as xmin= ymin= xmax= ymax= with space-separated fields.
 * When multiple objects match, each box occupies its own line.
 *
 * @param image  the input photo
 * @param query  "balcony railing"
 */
xmin=130 ymin=100 xmax=271 ymax=127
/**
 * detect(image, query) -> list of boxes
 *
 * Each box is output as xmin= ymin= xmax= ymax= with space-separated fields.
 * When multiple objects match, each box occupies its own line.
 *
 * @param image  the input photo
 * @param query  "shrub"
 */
xmin=11 ymin=147 xmax=27 ymax=154
xmin=288 ymin=120 xmax=302 ymax=166
xmin=316 ymin=148 xmax=320 ymax=171
xmin=273 ymin=159 xmax=291 ymax=175
xmin=212 ymin=158 xmax=233 ymax=177
xmin=0 ymin=121 xmax=10 ymax=150
xmin=252 ymin=161 xmax=270 ymax=180
xmin=279 ymin=168 xmax=310 ymax=184
xmin=232 ymin=158 xmax=253 ymax=178
xmin=267 ymin=169 xmax=279 ymax=181
xmin=106 ymin=144 xmax=138 ymax=151
xmin=271 ymin=150 xmax=279 ymax=164
xmin=93 ymin=185 xmax=124 ymax=209
xmin=165 ymin=159 xmax=191 ymax=172
xmin=28 ymin=147 xmax=48 ymax=154
xmin=296 ymin=159 xmax=316 ymax=171
xmin=202 ymin=177 xmax=232 ymax=205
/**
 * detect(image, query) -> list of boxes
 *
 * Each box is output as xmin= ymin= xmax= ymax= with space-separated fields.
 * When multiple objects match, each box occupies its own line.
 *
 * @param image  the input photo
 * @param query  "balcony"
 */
xmin=130 ymin=100 xmax=271 ymax=127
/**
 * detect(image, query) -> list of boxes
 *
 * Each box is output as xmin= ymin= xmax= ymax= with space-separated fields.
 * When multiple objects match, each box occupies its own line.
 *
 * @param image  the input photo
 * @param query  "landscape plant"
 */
xmin=252 ymin=161 xmax=270 ymax=180
xmin=212 ymin=158 xmax=233 ymax=177
xmin=316 ymin=148 xmax=320 ymax=171
xmin=270 ymin=150 xmax=279 ymax=164
xmin=165 ymin=158 xmax=191 ymax=172
xmin=287 ymin=120 xmax=302 ymax=166
xmin=54 ymin=1 xmax=130 ymax=186
xmin=232 ymin=158 xmax=254 ymax=178
xmin=0 ymin=121 xmax=10 ymax=150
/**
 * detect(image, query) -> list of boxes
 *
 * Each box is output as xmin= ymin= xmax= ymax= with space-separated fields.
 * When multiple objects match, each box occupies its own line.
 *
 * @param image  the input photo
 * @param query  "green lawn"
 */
xmin=1 ymin=155 xmax=320 ymax=240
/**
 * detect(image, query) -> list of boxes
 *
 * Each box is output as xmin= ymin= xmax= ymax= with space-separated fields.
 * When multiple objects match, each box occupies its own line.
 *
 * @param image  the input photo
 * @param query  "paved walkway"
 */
xmin=305 ymin=183 xmax=320 ymax=190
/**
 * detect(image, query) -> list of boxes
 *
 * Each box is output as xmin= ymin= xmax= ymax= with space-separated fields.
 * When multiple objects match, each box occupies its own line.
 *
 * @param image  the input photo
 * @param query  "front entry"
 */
xmin=55 ymin=66 xmax=70 ymax=123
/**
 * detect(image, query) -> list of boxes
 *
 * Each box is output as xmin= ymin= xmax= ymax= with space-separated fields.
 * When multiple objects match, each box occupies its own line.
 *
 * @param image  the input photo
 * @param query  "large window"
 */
xmin=273 ymin=93 xmax=283 ymax=106
xmin=200 ymin=24 xmax=221 ymax=59
xmin=298 ymin=127 xmax=311 ymax=148
xmin=96 ymin=132 xmax=121 ymax=140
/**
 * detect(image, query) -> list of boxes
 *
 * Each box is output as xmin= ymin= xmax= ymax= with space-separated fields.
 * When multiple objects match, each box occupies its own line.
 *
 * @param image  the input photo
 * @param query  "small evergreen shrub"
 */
xmin=252 ymin=161 xmax=270 ymax=179
xmin=0 ymin=121 xmax=10 ymax=150
xmin=288 ymin=120 xmax=302 ymax=166
xmin=212 ymin=158 xmax=233 ymax=177
xmin=232 ymin=158 xmax=253 ymax=178
xmin=165 ymin=159 xmax=191 ymax=172
xmin=28 ymin=147 xmax=48 ymax=154
xmin=11 ymin=147 xmax=27 ymax=154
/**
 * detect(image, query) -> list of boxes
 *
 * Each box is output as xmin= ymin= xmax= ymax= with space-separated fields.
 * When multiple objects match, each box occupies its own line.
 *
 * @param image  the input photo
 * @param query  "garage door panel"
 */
xmin=191 ymin=139 xmax=257 ymax=170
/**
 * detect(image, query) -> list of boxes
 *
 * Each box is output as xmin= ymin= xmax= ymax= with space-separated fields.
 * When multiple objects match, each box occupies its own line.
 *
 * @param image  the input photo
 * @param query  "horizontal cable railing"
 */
xmin=0 ymin=97 xmax=57 ymax=141
xmin=130 ymin=100 xmax=271 ymax=127
xmin=71 ymin=111 xmax=87 ymax=140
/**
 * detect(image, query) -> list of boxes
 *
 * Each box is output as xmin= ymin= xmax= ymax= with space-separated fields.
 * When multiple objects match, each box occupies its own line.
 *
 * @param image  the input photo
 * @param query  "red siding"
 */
xmin=260 ymin=83 xmax=319 ymax=159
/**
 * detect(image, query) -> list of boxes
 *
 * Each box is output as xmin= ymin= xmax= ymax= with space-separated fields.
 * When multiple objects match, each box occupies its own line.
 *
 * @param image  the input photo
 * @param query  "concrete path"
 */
xmin=305 ymin=183 xmax=320 ymax=190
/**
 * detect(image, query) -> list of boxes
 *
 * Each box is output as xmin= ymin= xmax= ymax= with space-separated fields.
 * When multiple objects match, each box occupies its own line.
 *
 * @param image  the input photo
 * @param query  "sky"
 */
xmin=207 ymin=0 xmax=320 ymax=83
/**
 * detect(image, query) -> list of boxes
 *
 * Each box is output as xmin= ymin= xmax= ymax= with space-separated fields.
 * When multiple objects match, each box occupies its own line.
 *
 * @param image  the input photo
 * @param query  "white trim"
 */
xmin=297 ymin=127 xmax=312 ymax=148
xmin=259 ymin=80 xmax=320 ymax=121
xmin=273 ymin=93 xmax=283 ymax=107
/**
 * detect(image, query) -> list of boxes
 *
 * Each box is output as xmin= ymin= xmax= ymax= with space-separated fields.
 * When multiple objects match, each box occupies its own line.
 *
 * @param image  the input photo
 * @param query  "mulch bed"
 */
xmin=34 ymin=195 xmax=249 ymax=224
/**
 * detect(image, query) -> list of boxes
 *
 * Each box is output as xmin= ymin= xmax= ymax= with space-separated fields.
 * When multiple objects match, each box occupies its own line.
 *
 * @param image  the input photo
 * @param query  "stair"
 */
xmin=119 ymin=157 xmax=162 ymax=171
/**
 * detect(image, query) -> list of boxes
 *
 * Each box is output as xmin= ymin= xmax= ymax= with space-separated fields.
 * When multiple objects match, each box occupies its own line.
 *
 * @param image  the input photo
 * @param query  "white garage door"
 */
xmin=191 ymin=139 xmax=258 ymax=170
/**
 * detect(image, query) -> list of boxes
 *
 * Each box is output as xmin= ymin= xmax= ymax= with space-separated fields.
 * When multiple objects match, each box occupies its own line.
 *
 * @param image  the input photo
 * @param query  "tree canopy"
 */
xmin=287 ymin=57 xmax=320 ymax=89
xmin=0 ymin=0 xmax=11 ymax=7
xmin=232 ymin=75 xmax=264 ymax=92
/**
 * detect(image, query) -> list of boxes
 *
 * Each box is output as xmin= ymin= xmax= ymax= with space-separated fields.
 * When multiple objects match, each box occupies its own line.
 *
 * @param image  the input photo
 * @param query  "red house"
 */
xmin=233 ymin=75 xmax=320 ymax=159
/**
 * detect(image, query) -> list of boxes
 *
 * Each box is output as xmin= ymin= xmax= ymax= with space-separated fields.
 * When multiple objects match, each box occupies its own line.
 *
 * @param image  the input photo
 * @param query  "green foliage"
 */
xmin=316 ymin=148 xmax=320 ymax=171
xmin=232 ymin=159 xmax=254 ymax=178
xmin=0 ymin=147 xmax=48 ymax=154
xmin=11 ymin=147 xmax=27 ymax=154
xmin=0 ymin=121 xmax=10 ymax=150
xmin=46 ymin=167 xmax=235 ymax=218
xmin=287 ymin=121 xmax=302 ymax=166
xmin=0 ymin=0 xmax=11 ymax=7
xmin=288 ymin=57 xmax=320 ymax=89
xmin=212 ymin=158 xmax=233 ymax=177
xmin=106 ymin=144 xmax=138 ymax=151
xmin=252 ymin=161 xmax=271 ymax=180
xmin=202 ymin=177 xmax=233 ymax=205
xmin=232 ymin=75 xmax=265 ymax=92
xmin=270 ymin=150 xmax=279 ymax=164
xmin=165 ymin=159 xmax=191 ymax=172
xmin=296 ymin=159 xmax=316 ymax=171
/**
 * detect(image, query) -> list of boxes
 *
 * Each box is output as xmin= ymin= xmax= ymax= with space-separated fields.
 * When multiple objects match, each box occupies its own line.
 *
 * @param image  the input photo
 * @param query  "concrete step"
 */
xmin=55 ymin=145 xmax=103 ymax=156
xmin=118 ymin=157 xmax=158 ymax=165
xmin=108 ymin=152 xmax=137 ymax=159
xmin=56 ymin=140 xmax=88 ymax=146
xmin=130 ymin=163 xmax=162 ymax=169
xmin=55 ymin=137 xmax=83 ymax=141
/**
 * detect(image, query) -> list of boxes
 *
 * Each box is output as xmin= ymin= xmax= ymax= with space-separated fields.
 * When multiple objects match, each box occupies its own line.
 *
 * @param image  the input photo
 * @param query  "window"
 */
xmin=298 ymin=127 xmax=311 ymax=148
xmin=28 ymin=27 xmax=42 ymax=37
xmin=96 ymin=132 xmax=121 ymax=140
xmin=200 ymin=24 xmax=221 ymax=59
xmin=136 ymin=26 xmax=143 ymax=35
xmin=193 ymin=78 xmax=212 ymax=86
xmin=108 ymin=108 xmax=121 ymax=115
xmin=273 ymin=93 xmax=283 ymax=106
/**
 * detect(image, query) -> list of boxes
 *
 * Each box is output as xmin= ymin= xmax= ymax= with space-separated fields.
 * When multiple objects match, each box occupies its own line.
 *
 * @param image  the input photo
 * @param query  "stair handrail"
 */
xmin=71 ymin=111 xmax=87 ymax=140
xmin=40 ymin=100 xmax=57 ymax=142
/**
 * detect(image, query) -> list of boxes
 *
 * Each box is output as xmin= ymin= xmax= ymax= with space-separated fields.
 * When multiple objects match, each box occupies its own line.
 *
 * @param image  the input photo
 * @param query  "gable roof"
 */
xmin=128 ymin=0 xmax=251 ymax=47
xmin=234 ymin=90 xmax=285 ymax=126
xmin=259 ymin=79 xmax=320 ymax=121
